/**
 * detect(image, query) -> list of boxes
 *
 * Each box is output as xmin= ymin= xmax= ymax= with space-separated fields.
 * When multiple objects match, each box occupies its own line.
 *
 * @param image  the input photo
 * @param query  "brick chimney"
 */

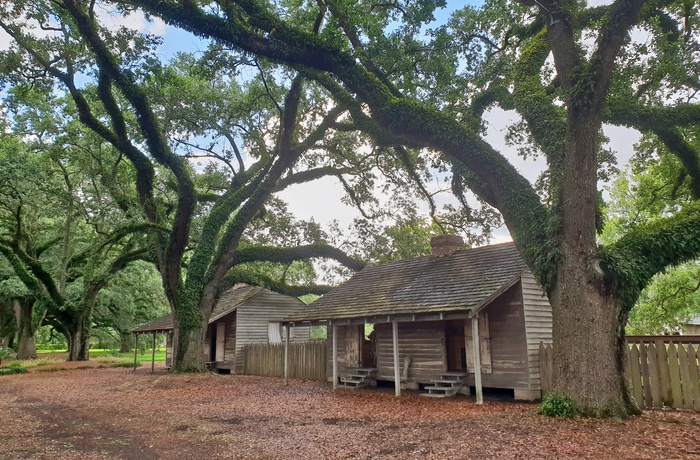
xmin=430 ymin=235 xmax=464 ymax=257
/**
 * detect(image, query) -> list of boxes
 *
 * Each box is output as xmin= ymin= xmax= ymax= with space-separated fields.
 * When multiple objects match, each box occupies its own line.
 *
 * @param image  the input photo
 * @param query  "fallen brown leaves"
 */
xmin=0 ymin=365 xmax=699 ymax=459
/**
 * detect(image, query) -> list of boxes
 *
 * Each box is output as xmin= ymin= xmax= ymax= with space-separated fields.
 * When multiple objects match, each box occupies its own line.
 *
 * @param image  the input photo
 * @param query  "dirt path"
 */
xmin=1 ymin=367 xmax=699 ymax=459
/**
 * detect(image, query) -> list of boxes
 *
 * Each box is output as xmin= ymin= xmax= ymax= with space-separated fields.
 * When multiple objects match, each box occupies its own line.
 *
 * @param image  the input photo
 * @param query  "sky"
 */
xmin=0 ymin=0 xmax=642 ymax=246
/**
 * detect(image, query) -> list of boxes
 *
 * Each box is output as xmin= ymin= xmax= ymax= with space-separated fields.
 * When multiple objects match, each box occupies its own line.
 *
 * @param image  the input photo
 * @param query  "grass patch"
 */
xmin=0 ymin=363 xmax=28 ymax=376
xmin=93 ymin=356 xmax=142 ymax=368
xmin=37 ymin=348 xmax=167 ymax=363
xmin=36 ymin=367 xmax=63 ymax=373
xmin=90 ymin=349 xmax=167 ymax=363
xmin=4 ymin=358 xmax=61 ymax=369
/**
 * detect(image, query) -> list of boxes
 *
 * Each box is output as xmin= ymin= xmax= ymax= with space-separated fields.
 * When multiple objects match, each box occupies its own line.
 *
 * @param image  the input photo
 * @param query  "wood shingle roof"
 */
xmin=133 ymin=284 xmax=266 ymax=333
xmin=285 ymin=242 xmax=528 ymax=323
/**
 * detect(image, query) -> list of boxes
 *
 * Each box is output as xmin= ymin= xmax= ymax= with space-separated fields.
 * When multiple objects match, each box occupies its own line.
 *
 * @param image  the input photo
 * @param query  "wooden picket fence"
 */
xmin=243 ymin=341 xmax=327 ymax=381
xmin=539 ymin=338 xmax=700 ymax=411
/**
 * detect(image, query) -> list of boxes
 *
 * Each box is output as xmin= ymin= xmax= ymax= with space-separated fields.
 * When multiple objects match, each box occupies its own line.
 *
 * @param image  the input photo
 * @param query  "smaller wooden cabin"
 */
xmin=682 ymin=316 xmax=700 ymax=335
xmin=134 ymin=284 xmax=310 ymax=373
xmin=284 ymin=236 xmax=552 ymax=400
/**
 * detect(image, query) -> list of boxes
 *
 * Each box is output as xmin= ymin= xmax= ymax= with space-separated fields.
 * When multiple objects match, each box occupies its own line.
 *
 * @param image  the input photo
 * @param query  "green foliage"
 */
xmin=93 ymin=356 xmax=140 ymax=368
xmin=0 ymin=362 xmax=27 ymax=376
xmin=537 ymin=394 xmax=579 ymax=418
xmin=310 ymin=326 xmax=327 ymax=340
xmin=0 ymin=347 xmax=13 ymax=365
xmin=627 ymin=261 xmax=700 ymax=334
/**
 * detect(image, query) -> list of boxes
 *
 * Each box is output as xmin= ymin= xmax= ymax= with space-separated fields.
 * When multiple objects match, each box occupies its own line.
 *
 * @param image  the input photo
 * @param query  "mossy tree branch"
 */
xmin=219 ymin=271 xmax=332 ymax=297
xmin=601 ymin=200 xmax=700 ymax=312
xmin=128 ymin=0 xmax=550 ymax=274
xmin=61 ymin=0 xmax=195 ymax=303
xmin=233 ymin=244 xmax=366 ymax=272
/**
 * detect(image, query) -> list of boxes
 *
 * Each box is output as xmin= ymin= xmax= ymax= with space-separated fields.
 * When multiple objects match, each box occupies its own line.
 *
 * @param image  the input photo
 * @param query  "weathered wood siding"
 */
xmin=327 ymin=284 xmax=532 ymax=391
xmin=470 ymin=283 xmax=530 ymax=390
xmin=224 ymin=316 xmax=237 ymax=361
xmin=325 ymin=325 xmax=360 ymax=379
xmin=203 ymin=312 xmax=238 ymax=369
xmin=520 ymin=271 xmax=553 ymax=392
xmin=165 ymin=332 xmax=173 ymax=368
xmin=234 ymin=290 xmax=310 ymax=374
xmin=375 ymin=321 xmax=445 ymax=385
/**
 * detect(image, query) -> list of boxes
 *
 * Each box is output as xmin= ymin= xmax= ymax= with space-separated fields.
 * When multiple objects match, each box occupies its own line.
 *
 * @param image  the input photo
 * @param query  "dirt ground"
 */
xmin=1 ymin=365 xmax=699 ymax=460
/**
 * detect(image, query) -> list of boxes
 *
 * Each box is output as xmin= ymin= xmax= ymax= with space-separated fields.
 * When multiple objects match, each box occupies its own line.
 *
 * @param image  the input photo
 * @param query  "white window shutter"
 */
xmin=268 ymin=322 xmax=282 ymax=343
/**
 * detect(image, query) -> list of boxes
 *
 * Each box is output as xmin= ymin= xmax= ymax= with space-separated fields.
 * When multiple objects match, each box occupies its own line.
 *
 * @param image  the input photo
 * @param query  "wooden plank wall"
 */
xmin=242 ymin=341 xmax=327 ymax=380
xmin=539 ymin=341 xmax=700 ymax=411
xmin=326 ymin=325 xmax=361 ymax=379
xmin=165 ymin=332 xmax=173 ymax=368
xmin=375 ymin=321 xmax=445 ymax=384
xmin=480 ymin=285 xmax=530 ymax=390
xmin=369 ymin=288 xmax=531 ymax=390
xmin=521 ymin=271 xmax=553 ymax=392
xmin=234 ymin=290 xmax=310 ymax=374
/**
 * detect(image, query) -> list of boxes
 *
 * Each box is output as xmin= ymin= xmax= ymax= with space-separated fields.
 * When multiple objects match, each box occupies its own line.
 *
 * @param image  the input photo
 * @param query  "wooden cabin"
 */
xmin=682 ymin=316 xmax=700 ymax=335
xmin=284 ymin=236 xmax=552 ymax=400
xmin=134 ymin=284 xmax=310 ymax=373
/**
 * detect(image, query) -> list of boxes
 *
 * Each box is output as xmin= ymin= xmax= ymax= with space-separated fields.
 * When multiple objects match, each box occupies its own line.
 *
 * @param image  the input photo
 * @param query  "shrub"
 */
xmin=94 ymin=356 xmax=138 ymax=368
xmin=0 ymin=362 xmax=28 ymax=376
xmin=0 ymin=347 xmax=14 ymax=365
xmin=537 ymin=394 xmax=579 ymax=418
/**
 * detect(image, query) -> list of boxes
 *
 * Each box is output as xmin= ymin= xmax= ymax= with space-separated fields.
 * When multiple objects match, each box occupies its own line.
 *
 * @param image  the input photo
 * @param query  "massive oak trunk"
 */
xmin=62 ymin=310 xmax=92 ymax=361
xmin=547 ymin=117 xmax=639 ymax=417
xmin=549 ymin=262 xmax=638 ymax=416
xmin=119 ymin=332 xmax=132 ymax=353
xmin=172 ymin=313 xmax=207 ymax=372
xmin=14 ymin=299 xmax=37 ymax=360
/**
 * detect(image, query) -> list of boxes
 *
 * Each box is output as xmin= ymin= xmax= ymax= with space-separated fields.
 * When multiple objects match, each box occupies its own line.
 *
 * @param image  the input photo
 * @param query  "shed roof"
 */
xmin=133 ymin=283 xmax=266 ymax=333
xmin=285 ymin=241 xmax=528 ymax=323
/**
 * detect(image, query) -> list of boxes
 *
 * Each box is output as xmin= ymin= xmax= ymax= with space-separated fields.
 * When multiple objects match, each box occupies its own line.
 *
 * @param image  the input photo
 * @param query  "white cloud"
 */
xmin=95 ymin=6 xmax=167 ymax=36
xmin=0 ymin=29 xmax=12 ymax=51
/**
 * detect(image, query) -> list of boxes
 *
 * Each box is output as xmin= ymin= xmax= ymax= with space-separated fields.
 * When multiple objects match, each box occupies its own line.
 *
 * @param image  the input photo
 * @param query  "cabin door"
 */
xmin=215 ymin=322 xmax=226 ymax=362
xmin=445 ymin=320 xmax=467 ymax=371
xmin=344 ymin=325 xmax=362 ymax=368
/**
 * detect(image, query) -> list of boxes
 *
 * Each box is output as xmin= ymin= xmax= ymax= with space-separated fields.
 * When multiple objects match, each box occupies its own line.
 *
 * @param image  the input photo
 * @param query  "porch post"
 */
xmin=133 ymin=334 xmax=138 ymax=371
xmin=151 ymin=332 xmax=156 ymax=373
xmin=392 ymin=320 xmax=401 ymax=397
xmin=332 ymin=324 xmax=338 ymax=390
xmin=471 ymin=314 xmax=483 ymax=405
xmin=284 ymin=324 xmax=290 ymax=386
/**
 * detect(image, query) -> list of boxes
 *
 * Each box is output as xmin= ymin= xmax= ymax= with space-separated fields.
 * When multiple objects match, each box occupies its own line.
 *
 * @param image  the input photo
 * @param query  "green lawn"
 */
xmin=36 ymin=348 xmax=167 ymax=362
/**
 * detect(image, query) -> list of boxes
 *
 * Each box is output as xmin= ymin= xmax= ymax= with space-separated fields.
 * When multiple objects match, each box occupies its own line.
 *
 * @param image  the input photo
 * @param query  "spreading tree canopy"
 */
xmin=104 ymin=0 xmax=699 ymax=417
xmin=0 ymin=0 xmax=471 ymax=372
xmin=1 ymin=0 xmax=699 ymax=416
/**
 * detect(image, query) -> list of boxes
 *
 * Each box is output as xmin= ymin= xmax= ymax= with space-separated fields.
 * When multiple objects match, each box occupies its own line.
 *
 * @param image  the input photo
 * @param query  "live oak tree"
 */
xmin=0 ymin=1 xmax=435 ymax=372
xmin=0 ymin=122 xmax=156 ymax=360
xmin=83 ymin=0 xmax=700 ymax=417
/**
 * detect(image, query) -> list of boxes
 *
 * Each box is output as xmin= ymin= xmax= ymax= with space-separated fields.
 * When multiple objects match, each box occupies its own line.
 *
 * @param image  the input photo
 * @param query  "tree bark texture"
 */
xmin=548 ymin=116 xmax=639 ymax=416
xmin=119 ymin=332 xmax=132 ymax=353
xmin=14 ymin=299 xmax=36 ymax=360
xmin=63 ymin=313 xmax=91 ymax=361
xmin=171 ymin=314 xmax=207 ymax=372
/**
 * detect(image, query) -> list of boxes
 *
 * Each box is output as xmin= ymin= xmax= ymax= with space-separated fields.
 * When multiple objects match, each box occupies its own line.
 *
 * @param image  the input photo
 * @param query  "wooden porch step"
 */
xmin=346 ymin=368 xmax=377 ymax=376
xmin=423 ymin=387 xmax=460 ymax=397
xmin=440 ymin=372 xmax=468 ymax=380
xmin=431 ymin=379 xmax=464 ymax=386
xmin=420 ymin=372 xmax=467 ymax=398
xmin=338 ymin=368 xmax=377 ymax=389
